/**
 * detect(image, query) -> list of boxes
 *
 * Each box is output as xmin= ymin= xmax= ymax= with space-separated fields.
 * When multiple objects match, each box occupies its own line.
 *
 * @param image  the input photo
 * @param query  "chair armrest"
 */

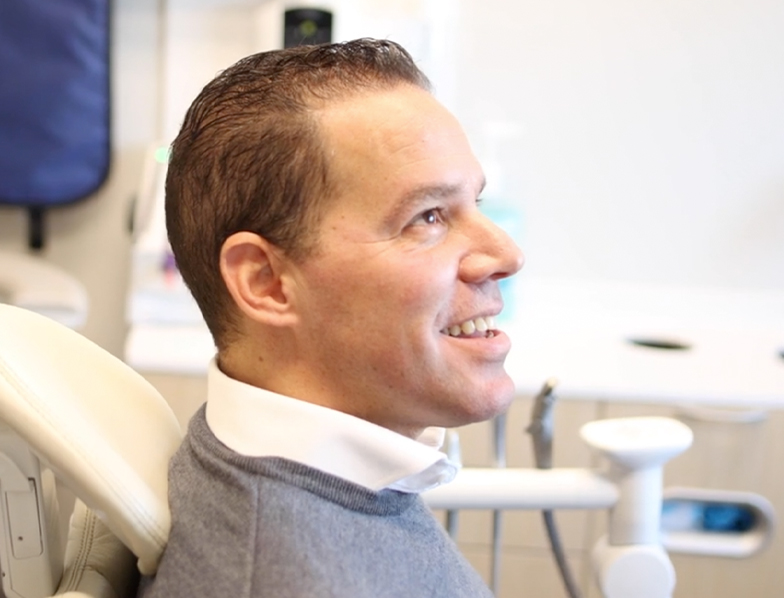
xmin=53 ymin=500 xmax=138 ymax=598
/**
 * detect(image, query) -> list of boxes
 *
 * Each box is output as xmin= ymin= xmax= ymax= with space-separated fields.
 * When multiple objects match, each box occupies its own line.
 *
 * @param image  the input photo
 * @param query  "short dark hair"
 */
xmin=166 ymin=39 xmax=431 ymax=349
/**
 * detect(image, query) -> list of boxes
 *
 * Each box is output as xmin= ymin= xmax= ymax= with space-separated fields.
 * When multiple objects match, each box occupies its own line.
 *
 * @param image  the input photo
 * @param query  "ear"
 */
xmin=220 ymin=232 xmax=297 ymax=327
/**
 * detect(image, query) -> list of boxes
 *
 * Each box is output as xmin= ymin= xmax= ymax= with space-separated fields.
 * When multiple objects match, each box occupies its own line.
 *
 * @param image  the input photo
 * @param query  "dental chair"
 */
xmin=0 ymin=304 xmax=182 ymax=598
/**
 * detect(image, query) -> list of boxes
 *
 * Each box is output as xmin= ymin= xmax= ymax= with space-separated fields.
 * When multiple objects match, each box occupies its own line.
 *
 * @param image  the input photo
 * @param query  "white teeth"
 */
xmin=443 ymin=316 xmax=497 ymax=337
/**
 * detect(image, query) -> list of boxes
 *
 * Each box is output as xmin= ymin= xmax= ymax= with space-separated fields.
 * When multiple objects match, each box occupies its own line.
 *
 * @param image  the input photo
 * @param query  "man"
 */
xmin=142 ymin=38 xmax=524 ymax=597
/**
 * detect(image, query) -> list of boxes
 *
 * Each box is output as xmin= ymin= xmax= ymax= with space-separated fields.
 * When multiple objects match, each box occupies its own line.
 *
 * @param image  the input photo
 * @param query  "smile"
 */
xmin=441 ymin=316 xmax=497 ymax=338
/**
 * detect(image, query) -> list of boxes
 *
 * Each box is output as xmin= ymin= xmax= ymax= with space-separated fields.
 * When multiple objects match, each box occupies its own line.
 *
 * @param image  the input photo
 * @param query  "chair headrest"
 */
xmin=0 ymin=305 xmax=183 ymax=575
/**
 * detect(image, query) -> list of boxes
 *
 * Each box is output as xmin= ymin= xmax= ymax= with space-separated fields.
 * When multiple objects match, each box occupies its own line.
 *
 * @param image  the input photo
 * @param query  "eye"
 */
xmin=416 ymin=208 xmax=445 ymax=226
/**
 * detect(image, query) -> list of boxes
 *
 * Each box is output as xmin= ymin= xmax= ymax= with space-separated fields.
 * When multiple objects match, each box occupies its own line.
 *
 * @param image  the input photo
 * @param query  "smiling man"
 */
xmin=141 ymin=39 xmax=524 ymax=598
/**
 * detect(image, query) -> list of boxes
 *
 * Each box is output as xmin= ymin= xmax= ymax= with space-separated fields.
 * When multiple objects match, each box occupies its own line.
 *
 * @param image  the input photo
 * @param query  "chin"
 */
xmin=473 ymin=392 xmax=516 ymax=423
xmin=445 ymin=380 xmax=517 ymax=427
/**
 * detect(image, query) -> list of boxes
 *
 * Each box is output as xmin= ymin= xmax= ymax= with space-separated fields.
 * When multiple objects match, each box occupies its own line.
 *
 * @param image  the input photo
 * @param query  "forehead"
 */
xmin=316 ymin=85 xmax=484 ymax=212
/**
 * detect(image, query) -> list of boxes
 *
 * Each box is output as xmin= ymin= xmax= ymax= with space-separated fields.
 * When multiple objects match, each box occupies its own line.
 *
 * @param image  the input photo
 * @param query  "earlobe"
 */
xmin=220 ymin=232 xmax=296 ymax=326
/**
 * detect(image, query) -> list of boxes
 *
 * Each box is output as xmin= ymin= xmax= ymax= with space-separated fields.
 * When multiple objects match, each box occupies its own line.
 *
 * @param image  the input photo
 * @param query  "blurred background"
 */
xmin=1 ymin=0 xmax=782 ymax=355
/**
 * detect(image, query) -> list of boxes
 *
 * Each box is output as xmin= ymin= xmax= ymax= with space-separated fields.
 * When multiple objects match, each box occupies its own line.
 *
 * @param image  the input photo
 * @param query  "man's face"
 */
xmin=288 ymin=85 xmax=524 ymax=437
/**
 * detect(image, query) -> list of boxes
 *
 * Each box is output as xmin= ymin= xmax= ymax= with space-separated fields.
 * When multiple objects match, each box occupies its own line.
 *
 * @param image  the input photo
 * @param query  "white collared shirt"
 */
xmin=204 ymin=358 xmax=459 ymax=493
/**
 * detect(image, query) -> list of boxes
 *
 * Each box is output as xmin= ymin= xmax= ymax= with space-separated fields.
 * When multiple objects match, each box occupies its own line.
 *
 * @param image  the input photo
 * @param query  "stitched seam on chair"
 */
xmin=0 ymin=357 xmax=170 ymax=550
xmin=60 ymin=507 xmax=97 ymax=591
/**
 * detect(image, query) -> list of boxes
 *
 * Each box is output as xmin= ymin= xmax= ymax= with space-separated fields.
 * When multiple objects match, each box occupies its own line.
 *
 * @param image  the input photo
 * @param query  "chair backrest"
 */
xmin=0 ymin=304 xmax=182 ymax=576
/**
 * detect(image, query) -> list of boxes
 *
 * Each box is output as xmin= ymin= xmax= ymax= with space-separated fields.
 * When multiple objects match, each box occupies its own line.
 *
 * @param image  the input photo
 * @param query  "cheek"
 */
xmin=301 ymin=267 xmax=396 ymax=341
xmin=399 ymin=266 xmax=456 ymax=319
xmin=305 ymin=250 xmax=456 ymax=332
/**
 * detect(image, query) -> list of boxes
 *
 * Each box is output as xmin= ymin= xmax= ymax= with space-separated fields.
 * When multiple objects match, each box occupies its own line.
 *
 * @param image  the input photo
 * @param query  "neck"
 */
xmin=217 ymin=347 xmax=425 ymax=440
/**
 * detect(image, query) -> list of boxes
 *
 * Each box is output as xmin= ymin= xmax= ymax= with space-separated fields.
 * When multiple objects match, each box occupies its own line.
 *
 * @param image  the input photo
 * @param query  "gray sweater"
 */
xmin=140 ymin=406 xmax=493 ymax=597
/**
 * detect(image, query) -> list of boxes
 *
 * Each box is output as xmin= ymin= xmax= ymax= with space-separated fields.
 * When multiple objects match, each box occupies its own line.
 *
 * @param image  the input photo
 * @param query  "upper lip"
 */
xmin=440 ymin=310 xmax=501 ymax=331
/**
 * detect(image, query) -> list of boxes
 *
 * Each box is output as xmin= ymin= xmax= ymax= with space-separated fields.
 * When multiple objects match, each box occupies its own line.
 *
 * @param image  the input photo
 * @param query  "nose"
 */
xmin=458 ymin=212 xmax=525 ymax=283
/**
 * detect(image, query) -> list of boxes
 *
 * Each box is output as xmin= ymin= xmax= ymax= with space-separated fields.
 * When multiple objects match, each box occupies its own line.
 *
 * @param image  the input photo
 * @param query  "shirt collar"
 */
xmin=204 ymin=358 xmax=458 ymax=493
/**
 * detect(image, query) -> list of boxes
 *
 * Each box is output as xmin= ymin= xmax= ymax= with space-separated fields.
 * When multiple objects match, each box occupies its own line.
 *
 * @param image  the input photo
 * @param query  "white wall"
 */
xmin=159 ymin=0 xmax=784 ymax=297
xmin=2 ymin=0 xmax=782 ymax=355
xmin=453 ymin=0 xmax=784 ymax=290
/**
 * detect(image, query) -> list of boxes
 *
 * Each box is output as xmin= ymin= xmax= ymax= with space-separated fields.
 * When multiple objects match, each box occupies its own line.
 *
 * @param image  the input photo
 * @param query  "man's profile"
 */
xmin=141 ymin=38 xmax=524 ymax=597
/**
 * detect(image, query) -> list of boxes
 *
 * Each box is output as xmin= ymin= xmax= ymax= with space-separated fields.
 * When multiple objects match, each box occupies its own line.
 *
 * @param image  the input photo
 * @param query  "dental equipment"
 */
xmin=425 ymin=415 xmax=694 ymax=598
xmin=0 ymin=251 xmax=88 ymax=329
xmin=490 ymin=411 xmax=507 ymax=594
xmin=527 ymin=378 xmax=583 ymax=598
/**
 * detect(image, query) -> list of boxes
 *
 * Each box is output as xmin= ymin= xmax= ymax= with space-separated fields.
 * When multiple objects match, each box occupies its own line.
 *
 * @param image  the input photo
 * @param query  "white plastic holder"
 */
xmin=581 ymin=416 xmax=693 ymax=598
xmin=0 ymin=422 xmax=62 ymax=598
xmin=592 ymin=538 xmax=676 ymax=598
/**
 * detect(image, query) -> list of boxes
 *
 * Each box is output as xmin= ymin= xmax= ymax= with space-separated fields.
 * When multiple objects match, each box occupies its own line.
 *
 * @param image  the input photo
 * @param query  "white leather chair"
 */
xmin=0 ymin=304 xmax=182 ymax=598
